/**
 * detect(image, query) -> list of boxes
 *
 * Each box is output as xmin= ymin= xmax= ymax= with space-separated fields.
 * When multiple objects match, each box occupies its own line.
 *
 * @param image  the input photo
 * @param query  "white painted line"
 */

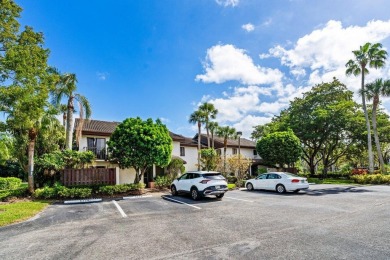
xmin=123 ymin=195 xmax=153 ymax=200
xmin=225 ymin=196 xmax=254 ymax=203
xmin=64 ymin=198 xmax=102 ymax=204
xmin=162 ymin=196 xmax=201 ymax=210
xmin=112 ymin=200 xmax=127 ymax=218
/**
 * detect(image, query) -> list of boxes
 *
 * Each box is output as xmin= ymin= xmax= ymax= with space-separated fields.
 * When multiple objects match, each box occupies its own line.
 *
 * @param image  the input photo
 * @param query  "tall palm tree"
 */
xmin=199 ymin=102 xmax=218 ymax=148
xmin=362 ymin=78 xmax=390 ymax=174
xmin=51 ymin=71 xmax=92 ymax=150
xmin=189 ymin=110 xmax=205 ymax=170
xmin=345 ymin=42 xmax=387 ymax=173
xmin=208 ymin=121 xmax=219 ymax=149
xmin=216 ymin=126 xmax=236 ymax=175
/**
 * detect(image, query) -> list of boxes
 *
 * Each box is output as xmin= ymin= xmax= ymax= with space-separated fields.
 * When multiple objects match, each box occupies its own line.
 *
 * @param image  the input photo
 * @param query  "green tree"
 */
xmin=199 ymin=102 xmax=218 ymax=148
xmin=107 ymin=117 xmax=172 ymax=184
xmin=0 ymin=1 xmax=53 ymax=192
xmin=345 ymin=42 xmax=388 ymax=173
xmin=362 ymin=79 xmax=390 ymax=173
xmin=256 ymin=130 xmax=302 ymax=168
xmin=189 ymin=110 xmax=205 ymax=170
xmin=50 ymin=70 xmax=92 ymax=150
xmin=0 ymin=133 xmax=13 ymax=165
xmin=199 ymin=148 xmax=219 ymax=171
xmin=165 ymin=158 xmax=185 ymax=180
xmin=216 ymin=126 xmax=236 ymax=175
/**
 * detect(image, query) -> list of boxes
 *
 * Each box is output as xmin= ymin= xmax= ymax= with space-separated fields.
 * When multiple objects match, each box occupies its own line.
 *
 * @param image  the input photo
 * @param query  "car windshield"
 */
xmin=202 ymin=173 xmax=225 ymax=180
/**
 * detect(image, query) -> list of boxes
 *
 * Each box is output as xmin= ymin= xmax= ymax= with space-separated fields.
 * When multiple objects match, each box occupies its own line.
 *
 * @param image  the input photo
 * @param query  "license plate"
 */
xmin=301 ymin=180 xmax=305 ymax=183
xmin=215 ymin=185 xmax=220 ymax=189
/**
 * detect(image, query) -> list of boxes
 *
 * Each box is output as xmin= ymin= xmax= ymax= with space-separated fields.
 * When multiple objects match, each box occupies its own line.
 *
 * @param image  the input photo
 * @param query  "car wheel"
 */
xmin=216 ymin=194 xmax=224 ymax=199
xmin=191 ymin=187 xmax=200 ymax=201
xmin=246 ymin=183 xmax=254 ymax=191
xmin=276 ymin=184 xmax=286 ymax=193
xmin=293 ymin=189 xmax=300 ymax=193
xmin=171 ymin=185 xmax=178 ymax=196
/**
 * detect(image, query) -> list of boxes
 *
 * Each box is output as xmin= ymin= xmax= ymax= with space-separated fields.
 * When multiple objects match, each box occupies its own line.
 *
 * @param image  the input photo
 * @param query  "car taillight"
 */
xmin=200 ymin=179 xmax=211 ymax=184
xmin=291 ymin=179 xmax=300 ymax=183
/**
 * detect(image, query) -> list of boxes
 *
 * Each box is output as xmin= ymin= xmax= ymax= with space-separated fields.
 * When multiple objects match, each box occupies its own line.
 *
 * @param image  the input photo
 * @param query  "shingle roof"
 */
xmin=195 ymin=134 xmax=256 ymax=148
xmin=75 ymin=118 xmax=119 ymax=136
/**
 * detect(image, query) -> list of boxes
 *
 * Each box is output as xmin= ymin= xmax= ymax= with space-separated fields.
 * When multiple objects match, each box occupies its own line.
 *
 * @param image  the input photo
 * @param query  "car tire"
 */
xmin=246 ymin=183 xmax=254 ymax=191
xmin=171 ymin=185 xmax=178 ymax=196
xmin=191 ymin=187 xmax=200 ymax=201
xmin=276 ymin=184 xmax=286 ymax=193
xmin=216 ymin=194 xmax=224 ymax=199
xmin=293 ymin=189 xmax=300 ymax=193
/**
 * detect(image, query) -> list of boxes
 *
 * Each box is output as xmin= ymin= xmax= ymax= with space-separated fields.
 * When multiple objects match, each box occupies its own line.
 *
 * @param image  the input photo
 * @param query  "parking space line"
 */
xmin=162 ymin=196 xmax=201 ymax=209
xmin=112 ymin=200 xmax=128 ymax=218
xmin=225 ymin=196 xmax=254 ymax=203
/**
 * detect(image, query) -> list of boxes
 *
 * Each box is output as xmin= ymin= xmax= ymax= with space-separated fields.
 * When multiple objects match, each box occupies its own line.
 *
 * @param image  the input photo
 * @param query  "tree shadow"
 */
xmin=161 ymin=194 xmax=223 ymax=205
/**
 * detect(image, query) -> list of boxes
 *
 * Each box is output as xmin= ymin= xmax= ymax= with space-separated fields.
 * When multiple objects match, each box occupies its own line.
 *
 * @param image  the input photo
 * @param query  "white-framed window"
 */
xmin=232 ymin=148 xmax=237 ymax=155
xmin=180 ymin=147 xmax=185 ymax=156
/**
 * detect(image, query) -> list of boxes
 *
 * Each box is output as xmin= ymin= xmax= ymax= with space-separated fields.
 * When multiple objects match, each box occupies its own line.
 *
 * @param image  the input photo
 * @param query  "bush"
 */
xmin=155 ymin=176 xmax=171 ymax=189
xmin=0 ymin=186 xmax=28 ymax=201
xmin=351 ymin=174 xmax=390 ymax=184
xmin=0 ymin=160 xmax=26 ymax=180
xmin=227 ymin=176 xmax=237 ymax=184
xmin=98 ymin=183 xmax=145 ymax=195
xmin=0 ymin=177 xmax=22 ymax=190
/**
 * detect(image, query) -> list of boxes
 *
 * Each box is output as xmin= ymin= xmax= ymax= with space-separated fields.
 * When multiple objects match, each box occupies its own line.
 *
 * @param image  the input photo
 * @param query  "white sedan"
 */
xmin=245 ymin=172 xmax=309 ymax=193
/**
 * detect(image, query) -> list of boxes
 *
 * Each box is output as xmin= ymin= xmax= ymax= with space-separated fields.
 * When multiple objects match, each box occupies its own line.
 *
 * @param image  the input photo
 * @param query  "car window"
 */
xmin=179 ymin=174 xmax=188 ymax=180
xmin=202 ymin=173 xmax=224 ymax=179
xmin=187 ymin=173 xmax=194 ymax=179
xmin=193 ymin=173 xmax=200 ymax=178
xmin=267 ymin=174 xmax=281 ymax=179
xmin=257 ymin=174 xmax=267 ymax=179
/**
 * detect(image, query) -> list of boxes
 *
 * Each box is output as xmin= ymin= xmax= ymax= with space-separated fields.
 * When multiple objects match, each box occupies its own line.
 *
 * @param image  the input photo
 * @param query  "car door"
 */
xmin=266 ymin=173 xmax=281 ymax=190
xmin=176 ymin=173 xmax=189 ymax=192
xmin=181 ymin=173 xmax=193 ymax=192
xmin=253 ymin=174 xmax=268 ymax=189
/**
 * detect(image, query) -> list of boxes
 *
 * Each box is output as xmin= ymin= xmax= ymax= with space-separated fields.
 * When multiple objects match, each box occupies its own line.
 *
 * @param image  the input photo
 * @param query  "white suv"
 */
xmin=171 ymin=171 xmax=228 ymax=200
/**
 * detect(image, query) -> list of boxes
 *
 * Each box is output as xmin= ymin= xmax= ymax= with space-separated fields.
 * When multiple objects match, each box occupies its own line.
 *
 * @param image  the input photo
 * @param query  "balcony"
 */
xmin=84 ymin=146 xmax=108 ymax=160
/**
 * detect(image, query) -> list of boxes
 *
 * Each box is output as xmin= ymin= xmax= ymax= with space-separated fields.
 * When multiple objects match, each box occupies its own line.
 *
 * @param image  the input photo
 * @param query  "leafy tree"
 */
xmin=199 ymin=102 xmax=218 ymax=148
xmin=199 ymin=148 xmax=219 ymax=171
xmin=362 ymin=79 xmax=390 ymax=174
xmin=0 ymin=133 xmax=13 ymax=165
xmin=226 ymin=154 xmax=252 ymax=187
xmin=256 ymin=130 xmax=302 ymax=168
xmin=165 ymin=158 xmax=185 ymax=180
xmin=107 ymin=117 xmax=172 ymax=184
xmin=189 ymin=110 xmax=205 ymax=170
xmin=50 ymin=70 xmax=92 ymax=150
xmin=0 ymin=1 xmax=53 ymax=192
xmin=270 ymin=79 xmax=359 ymax=176
xmin=216 ymin=126 xmax=236 ymax=175
xmin=346 ymin=42 xmax=388 ymax=173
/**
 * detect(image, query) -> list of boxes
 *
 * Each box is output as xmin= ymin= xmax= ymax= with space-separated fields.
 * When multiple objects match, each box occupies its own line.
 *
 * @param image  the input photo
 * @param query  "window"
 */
xmin=257 ymin=174 xmax=267 ymax=179
xmin=253 ymin=149 xmax=257 ymax=155
xmin=87 ymin=137 xmax=106 ymax=159
xmin=232 ymin=148 xmax=237 ymax=155
xmin=180 ymin=147 xmax=185 ymax=156
xmin=267 ymin=174 xmax=281 ymax=179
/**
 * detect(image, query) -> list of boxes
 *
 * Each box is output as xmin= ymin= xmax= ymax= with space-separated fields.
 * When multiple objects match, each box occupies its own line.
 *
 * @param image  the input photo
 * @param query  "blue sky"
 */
xmin=17 ymin=0 xmax=390 ymax=138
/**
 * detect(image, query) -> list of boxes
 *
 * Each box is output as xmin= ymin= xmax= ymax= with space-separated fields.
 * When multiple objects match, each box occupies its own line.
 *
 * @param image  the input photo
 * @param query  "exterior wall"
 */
xmin=172 ymin=141 xmax=181 ymax=157
xmin=181 ymin=146 xmax=199 ymax=171
xmin=78 ymin=135 xmax=110 ymax=152
xmin=217 ymin=147 xmax=259 ymax=160
xmin=118 ymin=167 xmax=136 ymax=184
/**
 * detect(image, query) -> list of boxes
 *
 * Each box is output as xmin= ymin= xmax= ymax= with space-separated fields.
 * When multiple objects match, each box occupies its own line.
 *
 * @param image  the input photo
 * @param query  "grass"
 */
xmin=0 ymin=201 xmax=49 ymax=227
xmin=227 ymin=183 xmax=236 ymax=190
xmin=308 ymin=178 xmax=355 ymax=185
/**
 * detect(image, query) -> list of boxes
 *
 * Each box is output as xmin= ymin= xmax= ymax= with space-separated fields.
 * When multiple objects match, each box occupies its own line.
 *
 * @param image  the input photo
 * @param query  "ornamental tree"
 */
xmin=256 ymin=130 xmax=302 ymax=168
xmin=107 ymin=117 xmax=172 ymax=184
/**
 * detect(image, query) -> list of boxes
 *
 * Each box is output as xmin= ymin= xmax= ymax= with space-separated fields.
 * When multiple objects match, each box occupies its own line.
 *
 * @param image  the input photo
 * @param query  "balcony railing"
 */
xmin=84 ymin=147 xmax=108 ymax=160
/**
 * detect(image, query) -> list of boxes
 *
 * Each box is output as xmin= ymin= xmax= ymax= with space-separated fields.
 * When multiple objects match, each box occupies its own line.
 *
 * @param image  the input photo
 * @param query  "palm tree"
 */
xmin=362 ymin=78 xmax=390 ymax=174
xmin=51 ymin=71 xmax=92 ymax=150
xmin=189 ymin=110 xmax=205 ymax=170
xmin=208 ymin=122 xmax=219 ymax=149
xmin=216 ymin=126 xmax=236 ymax=175
xmin=199 ymin=102 xmax=218 ymax=148
xmin=345 ymin=42 xmax=387 ymax=173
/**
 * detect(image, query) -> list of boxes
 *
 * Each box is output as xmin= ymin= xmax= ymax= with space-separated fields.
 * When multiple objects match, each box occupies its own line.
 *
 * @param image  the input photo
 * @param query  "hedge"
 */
xmin=351 ymin=174 xmax=390 ymax=185
xmin=0 ymin=177 xmax=22 ymax=190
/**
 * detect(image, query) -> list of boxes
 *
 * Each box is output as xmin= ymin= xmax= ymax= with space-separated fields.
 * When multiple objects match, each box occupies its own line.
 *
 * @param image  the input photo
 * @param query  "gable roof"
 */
xmin=194 ymin=133 xmax=256 ymax=149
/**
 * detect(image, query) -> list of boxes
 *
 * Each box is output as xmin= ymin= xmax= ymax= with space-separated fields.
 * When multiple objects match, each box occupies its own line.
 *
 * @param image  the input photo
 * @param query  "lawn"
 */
xmin=308 ymin=178 xmax=355 ymax=185
xmin=0 ymin=201 xmax=49 ymax=227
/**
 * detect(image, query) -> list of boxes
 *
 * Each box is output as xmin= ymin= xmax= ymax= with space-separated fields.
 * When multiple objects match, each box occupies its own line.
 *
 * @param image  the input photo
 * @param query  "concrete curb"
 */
xmin=63 ymin=198 xmax=102 ymax=204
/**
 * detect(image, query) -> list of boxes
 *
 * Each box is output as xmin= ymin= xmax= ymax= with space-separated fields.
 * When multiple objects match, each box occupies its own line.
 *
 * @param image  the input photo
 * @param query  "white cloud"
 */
xmin=215 ymin=0 xmax=239 ymax=7
xmin=233 ymin=115 xmax=272 ymax=138
xmin=242 ymin=23 xmax=255 ymax=32
xmin=262 ymin=18 xmax=272 ymax=27
xmin=96 ymin=72 xmax=109 ymax=81
xmin=196 ymin=44 xmax=283 ymax=86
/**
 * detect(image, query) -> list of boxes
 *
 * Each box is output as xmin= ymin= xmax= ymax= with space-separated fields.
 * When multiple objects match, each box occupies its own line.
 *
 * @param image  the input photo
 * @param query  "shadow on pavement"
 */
xmin=161 ymin=194 xmax=223 ymax=205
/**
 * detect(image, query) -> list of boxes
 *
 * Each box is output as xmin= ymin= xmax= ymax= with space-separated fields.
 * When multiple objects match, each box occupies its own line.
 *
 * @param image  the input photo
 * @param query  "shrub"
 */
xmin=0 ymin=186 xmax=28 ymax=201
xmin=155 ymin=176 xmax=171 ymax=189
xmin=98 ymin=183 xmax=145 ymax=195
xmin=33 ymin=185 xmax=92 ymax=199
xmin=227 ymin=176 xmax=237 ymax=184
xmin=351 ymin=174 xmax=390 ymax=184
xmin=0 ymin=177 xmax=22 ymax=190
xmin=0 ymin=160 xmax=26 ymax=180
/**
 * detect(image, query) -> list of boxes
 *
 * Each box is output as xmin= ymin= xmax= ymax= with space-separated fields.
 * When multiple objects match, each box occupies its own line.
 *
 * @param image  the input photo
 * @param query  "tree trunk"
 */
xmin=197 ymin=121 xmax=201 ymax=171
xmin=62 ymin=112 xmax=67 ymax=127
xmin=372 ymin=97 xmax=386 ymax=174
xmin=66 ymin=97 xmax=74 ymax=150
xmin=206 ymin=125 xmax=210 ymax=148
xmin=309 ymin=157 xmax=316 ymax=177
xmin=361 ymin=69 xmax=374 ymax=173
xmin=28 ymin=128 xmax=37 ymax=193
xmin=211 ymin=132 xmax=214 ymax=149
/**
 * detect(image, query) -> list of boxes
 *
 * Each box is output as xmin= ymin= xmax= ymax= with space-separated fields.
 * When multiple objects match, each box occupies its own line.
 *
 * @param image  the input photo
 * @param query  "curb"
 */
xmin=64 ymin=198 xmax=102 ymax=204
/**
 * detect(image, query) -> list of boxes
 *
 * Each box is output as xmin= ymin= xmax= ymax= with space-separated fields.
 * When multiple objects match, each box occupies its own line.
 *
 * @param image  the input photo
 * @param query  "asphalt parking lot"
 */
xmin=0 ymin=184 xmax=389 ymax=260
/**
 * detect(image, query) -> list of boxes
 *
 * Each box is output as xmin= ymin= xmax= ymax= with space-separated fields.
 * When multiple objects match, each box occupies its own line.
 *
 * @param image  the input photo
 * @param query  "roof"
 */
xmin=75 ymin=118 xmax=119 ymax=136
xmin=194 ymin=134 xmax=256 ymax=149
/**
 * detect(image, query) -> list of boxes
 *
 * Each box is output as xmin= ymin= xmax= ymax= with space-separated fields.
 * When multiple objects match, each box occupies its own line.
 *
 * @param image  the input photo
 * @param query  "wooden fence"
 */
xmin=61 ymin=168 xmax=116 ymax=186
